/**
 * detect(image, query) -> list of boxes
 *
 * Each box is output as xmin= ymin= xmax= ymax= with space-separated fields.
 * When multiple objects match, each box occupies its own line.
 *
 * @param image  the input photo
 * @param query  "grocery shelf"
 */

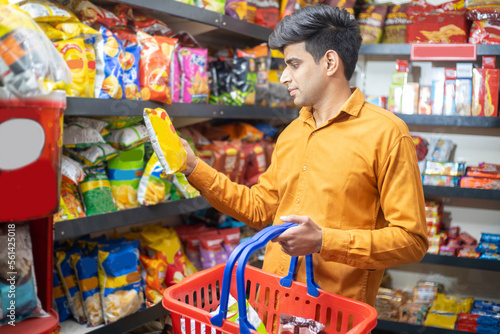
xmin=59 ymin=303 xmax=168 ymax=334
xmin=420 ymin=254 xmax=500 ymax=272
xmin=397 ymin=114 xmax=500 ymax=128
xmin=423 ymin=186 xmax=500 ymax=200
xmin=53 ymin=197 xmax=211 ymax=241
xmin=375 ymin=319 xmax=471 ymax=334
xmin=360 ymin=43 xmax=500 ymax=56
xmin=65 ymin=97 xmax=300 ymax=120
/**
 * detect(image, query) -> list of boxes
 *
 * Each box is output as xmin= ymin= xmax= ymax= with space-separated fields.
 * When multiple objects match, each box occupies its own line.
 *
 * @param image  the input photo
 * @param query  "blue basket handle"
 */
xmin=235 ymin=224 xmax=305 ymax=334
xmin=280 ymin=254 xmax=321 ymax=297
xmin=210 ymin=222 xmax=297 ymax=328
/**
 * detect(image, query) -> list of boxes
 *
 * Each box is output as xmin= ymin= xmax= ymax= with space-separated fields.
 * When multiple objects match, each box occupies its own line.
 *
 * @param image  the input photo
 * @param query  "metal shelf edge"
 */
xmin=53 ymin=197 xmax=211 ymax=241
xmin=376 ymin=320 xmax=471 ymax=334
xmin=397 ymin=114 xmax=500 ymax=128
xmin=423 ymin=186 xmax=500 ymax=200
xmin=360 ymin=44 xmax=500 ymax=56
xmin=421 ymin=254 xmax=500 ymax=271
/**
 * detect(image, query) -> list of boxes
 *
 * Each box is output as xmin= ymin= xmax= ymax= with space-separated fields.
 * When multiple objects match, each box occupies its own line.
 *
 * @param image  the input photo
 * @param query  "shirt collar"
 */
xmin=298 ymin=87 xmax=365 ymax=125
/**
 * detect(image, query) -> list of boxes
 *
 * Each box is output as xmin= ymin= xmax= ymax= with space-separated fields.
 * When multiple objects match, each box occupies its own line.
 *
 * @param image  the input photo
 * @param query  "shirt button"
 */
xmin=311 ymin=132 xmax=316 ymax=136
xmin=296 ymin=198 xmax=300 ymax=204
xmin=303 ymin=165 xmax=307 ymax=171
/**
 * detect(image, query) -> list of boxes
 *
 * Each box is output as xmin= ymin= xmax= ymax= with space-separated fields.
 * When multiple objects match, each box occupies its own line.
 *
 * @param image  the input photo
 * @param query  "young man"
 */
xmin=180 ymin=5 xmax=428 ymax=307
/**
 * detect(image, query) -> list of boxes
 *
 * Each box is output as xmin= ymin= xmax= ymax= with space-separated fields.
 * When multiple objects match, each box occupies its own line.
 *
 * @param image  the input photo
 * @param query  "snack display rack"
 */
xmin=2 ymin=0 xmax=498 ymax=333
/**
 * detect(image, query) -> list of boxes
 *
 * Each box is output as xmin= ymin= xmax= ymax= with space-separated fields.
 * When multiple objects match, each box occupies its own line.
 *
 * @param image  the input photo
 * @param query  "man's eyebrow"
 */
xmin=285 ymin=57 xmax=301 ymax=65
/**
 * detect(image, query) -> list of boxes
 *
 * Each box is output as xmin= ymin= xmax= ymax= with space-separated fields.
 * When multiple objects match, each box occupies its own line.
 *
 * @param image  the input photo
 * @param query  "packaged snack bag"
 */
xmin=95 ymin=26 xmax=125 ymax=99
xmin=55 ymin=247 xmax=86 ymax=324
xmin=137 ymin=153 xmax=174 ymax=205
xmin=108 ymin=144 xmax=144 ymax=210
xmin=358 ymin=5 xmax=389 ymax=44
xmin=212 ymin=57 xmax=234 ymax=105
xmin=61 ymin=155 xmax=85 ymax=185
xmin=174 ymin=172 xmax=200 ymax=198
xmin=79 ymin=167 xmax=118 ymax=216
xmin=63 ymin=123 xmax=106 ymax=149
xmin=138 ymin=31 xmax=177 ymax=104
xmin=225 ymin=0 xmax=247 ymax=20
xmin=53 ymin=38 xmax=90 ymax=97
xmin=98 ymin=242 xmax=144 ymax=324
xmin=75 ymin=1 xmax=127 ymax=28
xmin=243 ymin=142 xmax=267 ymax=186
xmin=65 ymin=143 xmax=119 ymax=166
xmin=128 ymin=10 xmax=174 ymax=37
xmin=143 ymin=108 xmax=187 ymax=174
xmin=97 ymin=116 xmax=143 ymax=130
xmin=67 ymin=116 xmax=108 ymax=133
xmin=122 ymin=45 xmax=142 ymax=100
xmin=19 ymin=0 xmax=76 ymax=22
xmin=243 ymin=44 xmax=270 ymax=106
xmin=140 ymin=254 xmax=168 ymax=294
xmin=0 ymin=5 xmax=71 ymax=97
xmin=178 ymin=47 xmax=209 ymax=103
xmin=84 ymin=41 xmax=96 ymax=97
xmin=171 ymin=47 xmax=181 ymax=103
xmin=105 ymin=124 xmax=149 ymax=150
xmin=53 ymin=181 xmax=86 ymax=222
xmin=71 ymin=254 xmax=104 ymax=326
xmin=280 ymin=314 xmax=326 ymax=333
xmin=232 ymin=51 xmax=257 ymax=105
xmin=0 ymin=223 xmax=48 ymax=325
xmin=53 ymin=268 xmax=71 ymax=322
xmin=382 ymin=3 xmax=410 ymax=44
xmin=254 ymin=0 xmax=279 ymax=29
xmin=197 ymin=0 xmax=225 ymax=14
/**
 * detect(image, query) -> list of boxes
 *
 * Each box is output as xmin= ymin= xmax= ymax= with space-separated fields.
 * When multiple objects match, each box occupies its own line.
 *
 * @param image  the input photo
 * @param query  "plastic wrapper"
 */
xmin=196 ymin=0 xmax=225 ymax=14
xmin=424 ymin=161 xmax=466 ymax=176
xmin=108 ymin=144 xmax=144 ymax=210
xmin=225 ymin=0 xmax=247 ymax=20
xmin=105 ymin=124 xmax=148 ymax=150
xmin=95 ymin=26 xmax=125 ymax=99
xmin=173 ymin=172 xmax=200 ymax=198
xmin=138 ymin=31 xmax=177 ymax=104
xmin=232 ymin=51 xmax=257 ymax=105
xmin=65 ymin=143 xmax=118 ymax=166
xmin=280 ymin=0 xmax=320 ymax=20
xmin=127 ymin=9 xmax=174 ymax=37
xmin=199 ymin=232 xmax=226 ymax=270
xmin=79 ymin=167 xmax=118 ymax=216
xmin=358 ymin=5 xmax=388 ymax=44
xmin=242 ymin=44 xmax=270 ymax=106
xmin=122 ymin=44 xmax=142 ymax=100
xmin=424 ymin=312 xmax=457 ymax=330
xmin=53 ymin=268 xmax=71 ymax=322
xmin=71 ymin=254 xmax=104 ymax=327
xmin=0 ymin=223 xmax=47 ymax=326
xmin=0 ymin=5 xmax=71 ymax=97
xmin=137 ymin=153 xmax=174 ymax=206
xmin=55 ymin=246 xmax=86 ymax=324
xmin=67 ymin=116 xmax=108 ymax=133
xmin=61 ymin=155 xmax=85 ymax=185
xmin=39 ymin=20 xmax=99 ymax=41
xmin=63 ymin=123 xmax=106 ymax=149
xmin=143 ymin=107 xmax=187 ymax=174
xmin=178 ymin=47 xmax=209 ymax=103
xmin=53 ymin=181 xmax=86 ymax=222
xmin=140 ymin=254 xmax=167 ymax=298
xmin=19 ymin=0 xmax=76 ymax=22
xmin=98 ymin=116 xmax=143 ymax=130
xmin=469 ymin=20 xmax=500 ymax=44
xmin=254 ymin=0 xmax=279 ymax=29
xmin=212 ymin=57 xmax=234 ymax=105
xmin=243 ymin=142 xmax=267 ymax=186
xmin=279 ymin=314 xmax=326 ymax=333
xmin=97 ymin=241 xmax=144 ymax=324
xmin=382 ymin=4 xmax=410 ymax=44
xmin=74 ymin=1 xmax=126 ymax=28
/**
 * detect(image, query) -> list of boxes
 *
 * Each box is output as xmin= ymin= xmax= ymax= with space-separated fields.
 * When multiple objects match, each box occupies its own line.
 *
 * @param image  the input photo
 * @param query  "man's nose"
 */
xmin=280 ymin=67 xmax=290 ymax=85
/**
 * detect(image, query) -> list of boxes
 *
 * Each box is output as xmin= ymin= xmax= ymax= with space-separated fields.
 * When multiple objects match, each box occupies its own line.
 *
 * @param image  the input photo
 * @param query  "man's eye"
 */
xmin=291 ymin=63 xmax=298 ymax=69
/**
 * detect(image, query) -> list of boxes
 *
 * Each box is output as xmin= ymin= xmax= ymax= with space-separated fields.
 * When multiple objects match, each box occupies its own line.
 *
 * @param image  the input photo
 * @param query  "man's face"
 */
xmin=280 ymin=42 xmax=327 ymax=107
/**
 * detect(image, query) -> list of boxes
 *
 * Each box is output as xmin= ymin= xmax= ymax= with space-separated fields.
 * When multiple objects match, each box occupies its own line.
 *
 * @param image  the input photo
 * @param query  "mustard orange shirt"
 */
xmin=187 ymin=88 xmax=428 ymax=306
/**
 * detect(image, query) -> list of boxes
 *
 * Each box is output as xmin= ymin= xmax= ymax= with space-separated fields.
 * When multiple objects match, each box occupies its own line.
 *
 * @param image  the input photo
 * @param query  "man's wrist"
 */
xmin=182 ymin=158 xmax=199 ymax=177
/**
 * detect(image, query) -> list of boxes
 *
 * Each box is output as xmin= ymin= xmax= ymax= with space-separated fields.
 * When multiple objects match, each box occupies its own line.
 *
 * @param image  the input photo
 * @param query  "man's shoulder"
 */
xmin=361 ymin=101 xmax=410 ymax=136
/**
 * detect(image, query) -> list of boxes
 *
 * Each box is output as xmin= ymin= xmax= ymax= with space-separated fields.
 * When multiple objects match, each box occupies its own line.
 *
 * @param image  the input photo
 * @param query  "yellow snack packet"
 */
xmin=54 ymin=38 xmax=91 ymax=97
xmin=143 ymin=108 xmax=187 ymax=174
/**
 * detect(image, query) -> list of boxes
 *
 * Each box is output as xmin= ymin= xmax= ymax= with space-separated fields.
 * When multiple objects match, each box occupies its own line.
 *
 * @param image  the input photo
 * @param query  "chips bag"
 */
xmin=0 ymin=5 xmax=71 ymax=97
xmin=105 ymin=124 xmax=149 ymax=150
xmin=53 ymin=181 xmax=86 ymax=222
xmin=63 ymin=123 xmax=106 ymax=149
xmin=108 ymin=144 xmax=144 ymax=210
xmin=122 ymin=44 xmax=142 ymax=100
xmin=197 ymin=0 xmax=225 ymax=14
xmin=95 ymin=26 xmax=125 ymax=99
xmin=232 ymin=50 xmax=257 ymax=105
xmin=53 ymin=268 xmax=71 ymax=322
xmin=75 ymin=1 xmax=127 ymax=28
xmin=138 ymin=153 xmax=174 ymax=206
xmin=79 ymin=167 xmax=118 ymax=216
xmin=171 ymin=47 xmax=181 ymax=102
xmin=61 ymin=155 xmax=85 ymax=185
xmin=138 ymin=31 xmax=177 ymax=104
xmin=178 ymin=47 xmax=210 ymax=103
xmin=54 ymin=38 xmax=92 ymax=97
xmin=19 ymin=0 xmax=77 ymax=22
xmin=71 ymin=254 xmax=104 ymax=327
xmin=143 ymin=108 xmax=187 ymax=174
xmin=97 ymin=242 xmax=144 ymax=324
xmin=65 ymin=143 xmax=118 ymax=166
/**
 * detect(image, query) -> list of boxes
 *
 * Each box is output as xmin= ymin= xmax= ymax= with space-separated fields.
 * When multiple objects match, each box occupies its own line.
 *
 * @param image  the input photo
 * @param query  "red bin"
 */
xmin=0 ymin=91 xmax=66 ymax=222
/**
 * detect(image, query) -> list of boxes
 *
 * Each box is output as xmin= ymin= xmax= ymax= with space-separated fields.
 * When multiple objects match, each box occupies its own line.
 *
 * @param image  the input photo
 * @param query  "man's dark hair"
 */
xmin=268 ymin=5 xmax=362 ymax=80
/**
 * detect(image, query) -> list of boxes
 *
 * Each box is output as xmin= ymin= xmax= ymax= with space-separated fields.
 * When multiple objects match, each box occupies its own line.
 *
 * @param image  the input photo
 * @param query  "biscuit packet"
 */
xmin=143 ymin=108 xmax=187 ymax=174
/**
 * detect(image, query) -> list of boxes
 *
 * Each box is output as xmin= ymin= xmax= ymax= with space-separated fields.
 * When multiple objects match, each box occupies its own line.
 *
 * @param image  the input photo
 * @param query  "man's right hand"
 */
xmin=179 ymin=137 xmax=198 ymax=176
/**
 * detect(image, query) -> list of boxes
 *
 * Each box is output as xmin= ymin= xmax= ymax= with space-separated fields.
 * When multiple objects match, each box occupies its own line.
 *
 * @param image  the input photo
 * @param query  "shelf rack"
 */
xmin=423 ymin=186 xmax=500 ymax=201
xmin=375 ymin=320 xmax=472 ymax=334
xmin=420 ymin=254 xmax=500 ymax=272
xmin=53 ymin=197 xmax=211 ymax=241
xmin=360 ymin=44 xmax=500 ymax=56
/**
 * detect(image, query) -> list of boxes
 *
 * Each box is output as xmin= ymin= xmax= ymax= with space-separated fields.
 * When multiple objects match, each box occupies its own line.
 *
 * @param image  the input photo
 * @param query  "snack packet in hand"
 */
xmin=143 ymin=108 xmax=187 ymax=174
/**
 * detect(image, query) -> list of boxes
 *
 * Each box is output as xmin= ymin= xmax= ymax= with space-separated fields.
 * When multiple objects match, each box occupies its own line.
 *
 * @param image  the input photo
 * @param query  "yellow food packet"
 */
xmin=143 ymin=108 xmax=187 ymax=174
xmin=54 ymin=38 xmax=91 ymax=97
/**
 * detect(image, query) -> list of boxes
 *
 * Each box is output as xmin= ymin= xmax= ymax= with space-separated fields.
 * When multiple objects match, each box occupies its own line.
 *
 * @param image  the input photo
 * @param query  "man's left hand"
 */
xmin=272 ymin=215 xmax=323 ymax=257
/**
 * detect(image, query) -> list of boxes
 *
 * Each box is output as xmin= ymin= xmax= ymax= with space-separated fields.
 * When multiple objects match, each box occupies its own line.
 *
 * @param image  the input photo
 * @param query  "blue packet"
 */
xmin=53 ymin=268 xmax=71 ymax=322
xmin=96 ymin=26 xmax=125 ymax=99
xmin=122 ymin=44 xmax=142 ymax=100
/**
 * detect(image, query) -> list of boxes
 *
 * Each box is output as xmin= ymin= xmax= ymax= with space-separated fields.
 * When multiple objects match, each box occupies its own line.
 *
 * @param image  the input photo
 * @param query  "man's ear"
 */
xmin=325 ymin=50 xmax=340 ymax=76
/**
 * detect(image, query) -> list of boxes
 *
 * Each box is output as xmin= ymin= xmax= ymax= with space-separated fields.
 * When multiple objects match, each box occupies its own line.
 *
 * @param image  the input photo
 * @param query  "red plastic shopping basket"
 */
xmin=163 ymin=225 xmax=377 ymax=334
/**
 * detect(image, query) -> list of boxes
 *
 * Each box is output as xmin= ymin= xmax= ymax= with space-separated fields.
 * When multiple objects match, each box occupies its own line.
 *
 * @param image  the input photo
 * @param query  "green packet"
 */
xmin=65 ymin=143 xmax=118 ymax=166
xmin=79 ymin=167 xmax=118 ymax=216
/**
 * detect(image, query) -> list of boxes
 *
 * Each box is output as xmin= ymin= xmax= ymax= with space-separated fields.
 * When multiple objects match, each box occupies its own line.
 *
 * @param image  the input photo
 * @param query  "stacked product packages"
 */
xmin=387 ymin=57 xmax=499 ymax=117
xmin=461 ymin=163 xmax=500 ymax=189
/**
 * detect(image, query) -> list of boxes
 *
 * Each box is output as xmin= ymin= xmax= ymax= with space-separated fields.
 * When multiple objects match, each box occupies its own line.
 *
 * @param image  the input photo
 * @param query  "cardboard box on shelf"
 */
xmin=455 ymin=63 xmax=473 ymax=116
xmin=402 ymin=82 xmax=420 ymax=114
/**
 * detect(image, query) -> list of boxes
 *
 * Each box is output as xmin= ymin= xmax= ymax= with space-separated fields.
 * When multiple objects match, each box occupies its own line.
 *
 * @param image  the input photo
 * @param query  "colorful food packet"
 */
xmin=55 ymin=247 xmax=86 ymax=324
xmin=171 ymin=47 xmax=181 ymax=102
xmin=65 ymin=143 xmax=119 ymax=166
xmin=143 ymin=108 xmax=187 ymax=174
xmin=225 ymin=0 xmax=247 ymax=20
xmin=140 ymin=254 xmax=168 ymax=293
xmin=122 ymin=44 xmax=142 ymax=100
xmin=173 ymin=172 xmax=200 ymax=198
xmin=280 ymin=314 xmax=326 ymax=333
xmin=95 ymin=26 xmax=125 ymax=99
xmin=232 ymin=50 xmax=257 ymax=105
xmin=212 ymin=57 xmax=234 ymax=105
xmin=197 ymin=0 xmax=225 ymax=14
xmin=138 ymin=31 xmax=177 ymax=104
xmin=138 ymin=153 xmax=174 ymax=206
xmin=66 ymin=116 xmax=108 ymax=133
xmin=0 ymin=5 xmax=71 ymax=97
xmin=178 ymin=47 xmax=210 ymax=103
xmin=108 ymin=144 xmax=144 ymax=210
xmin=97 ymin=242 xmax=144 ymax=324
xmin=61 ymin=155 xmax=85 ymax=185
xmin=19 ymin=0 xmax=77 ymax=22
xmin=254 ymin=0 xmax=279 ymax=29
xmin=358 ymin=4 xmax=389 ymax=44
xmin=53 ymin=181 xmax=86 ymax=222
xmin=79 ymin=167 xmax=118 ymax=216
xmin=382 ymin=4 xmax=410 ymax=44
xmin=128 ymin=10 xmax=174 ymax=37
xmin=71 ymin=254 xmax=104 ymax=327
xmin=53 ymin=268 xmax=71 ymax=322
xmin=0 ymin=223 xmax=48 ymax=326
xmin=75 ymin=1 xmax=127 ymax=28
xmin=63 ymin=124 xmax=106 ymax=149
xmin=105 ymin=124 xmax=149 ymax=150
